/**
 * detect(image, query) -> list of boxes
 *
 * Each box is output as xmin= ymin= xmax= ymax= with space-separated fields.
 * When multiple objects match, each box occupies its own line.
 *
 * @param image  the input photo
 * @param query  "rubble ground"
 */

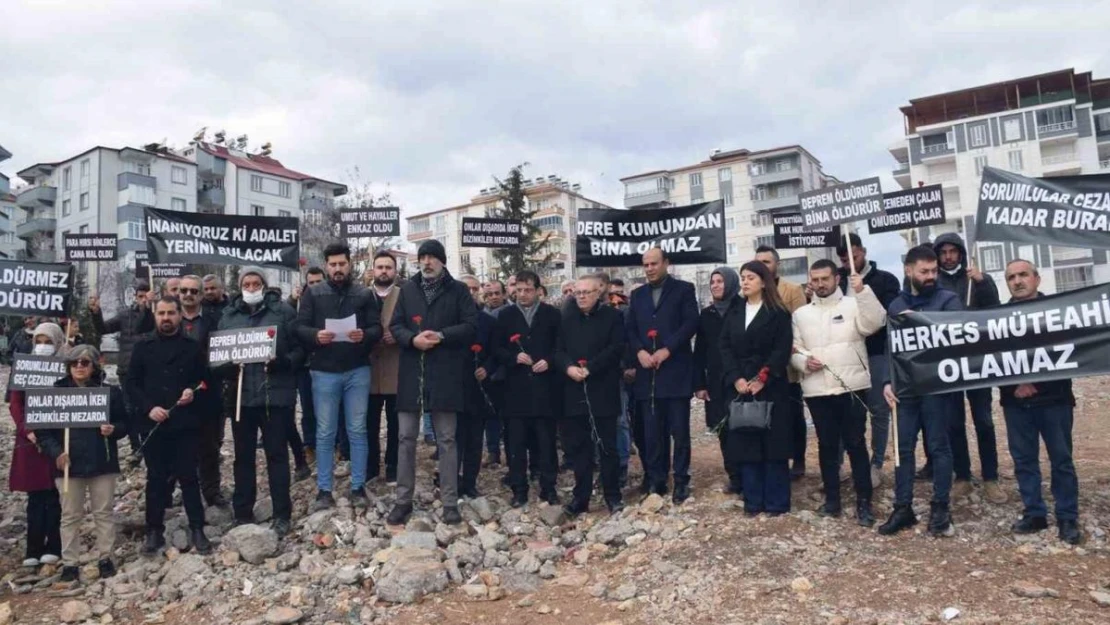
xmin=1 ymin=369 xmax=1109 ymax=624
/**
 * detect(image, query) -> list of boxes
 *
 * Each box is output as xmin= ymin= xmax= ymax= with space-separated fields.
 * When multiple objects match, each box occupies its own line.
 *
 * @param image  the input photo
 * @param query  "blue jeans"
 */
xmin=617 ymin=385 xmax=631 ymax=469
xmin=298 ymin=369 xmax=316 ymax=450
xmin=422 ymin=412 xmax=435 ymax=440
xmin=311 ymin=366 xmax=371 ymax=492
xmin=866 ymin=355 xmax=892 ymax=468
xmin=1003 ymin=403 xmax=1079 ymax=520
xmin=741 ymin=461 xmax=790 ymax=514
xmin=894 ymin=394 xmax=954 ymax=506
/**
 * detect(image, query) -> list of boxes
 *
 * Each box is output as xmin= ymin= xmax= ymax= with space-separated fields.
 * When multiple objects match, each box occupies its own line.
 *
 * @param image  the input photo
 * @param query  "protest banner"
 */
xmin=8 ymin=354 xmax=68 ymax=390
xmin=339 ymin=207 xmax=401 ymax=238
xmin=798 ymin=177 xmax=884 ymax=230
xmin=144 ymin=208 xmax=300 ymax=270
xmin=772 ymin=211 xmax=838 ymax=249
xmin=64 ymin=234 xmax=118 ymax=262
xmin=23 ymin=387 xmax=111 ymax=429
xmin=869 ymin=185 xmax=947 ymax=235
xmin=0 ymin=259 xmax=74 ymax=317
xmin=207 ymin=326 xmax=277 ymax=367
xmin=975 ymin=166 xmax=1110 ymax=249
xmin=575 ymin=200 xmax=726 ymax=267
xmin=461 ymin=218 xmax=524 ymax=248
xmin=888 ymin=283 xmax=1110 ymax=398
xmin=135 ymin=250 xmax=193 ymax=280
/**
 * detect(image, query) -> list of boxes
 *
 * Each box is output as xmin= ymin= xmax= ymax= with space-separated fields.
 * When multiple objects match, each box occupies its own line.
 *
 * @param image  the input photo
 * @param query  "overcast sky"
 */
xmin=3 ymin=0 xmax=1109 ymax=269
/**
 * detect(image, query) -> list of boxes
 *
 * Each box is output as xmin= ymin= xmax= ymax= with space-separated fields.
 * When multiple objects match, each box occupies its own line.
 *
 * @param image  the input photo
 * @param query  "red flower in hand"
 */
xmin=577 ymin=359 xmax=588 ymax=367
xmin=509 ymin=333 xmax=522 ymax=344
xmin=470 ymin=344 xmax=483 ymax=354
xmin=647 ymin=329 xmax=658 ymax=339
xmin=298 ymin=257 xmax=307 ymax=267
xmin=412 ymin=315 xmax=423 ymax=326
xmin=197 ymin=381 xmax=208 ymax=392
xmin=266 ymin=328 xmax=276 ymax=339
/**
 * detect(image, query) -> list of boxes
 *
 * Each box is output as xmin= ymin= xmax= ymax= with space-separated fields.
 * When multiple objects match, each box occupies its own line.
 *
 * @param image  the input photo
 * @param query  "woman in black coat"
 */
xmin=693 ymin=266 xmax=742 ymax=494
xmin=719 ymin=261 xmax=794 ymax=516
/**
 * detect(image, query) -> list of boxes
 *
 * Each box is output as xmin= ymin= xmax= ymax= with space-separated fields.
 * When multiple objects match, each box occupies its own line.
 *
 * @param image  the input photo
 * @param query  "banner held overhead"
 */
xmin=144 ymin=207 xmax=300 ymax=270
xmin=869 ymin=185 xmax=947 ymax=235
xmin=975 ymin=166 xmax=1110 ymax=249
xmin=799 ymin=177 xmax=884 ymax=229
xmin=575 ymin=200 xmax=726 ymax=267
xmin=0 ymin=259 xmax=73 ymax=317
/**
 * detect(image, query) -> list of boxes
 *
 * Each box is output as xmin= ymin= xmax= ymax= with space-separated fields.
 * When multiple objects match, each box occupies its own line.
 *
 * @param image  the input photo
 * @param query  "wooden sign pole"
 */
xmin=63 ymin=428 xmax=70 ymax=494
xmin=235 ymin=364 xmax=244 ymax=423
xmin=842 ymin=223 xmax=858 ymax=277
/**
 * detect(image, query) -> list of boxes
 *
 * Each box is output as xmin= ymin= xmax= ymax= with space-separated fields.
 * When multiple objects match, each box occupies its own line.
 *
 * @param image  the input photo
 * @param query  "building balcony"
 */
xmin=16 ymin=213 xmax=57 ymax=240
xmin=16 ymin=185 xmax=57 ymax=209
xmin=199 ymin=186 xmax=226 ymax=209
xmin=1038 ymin=120 xmax=1078 ymax=143
xmin=749 ymin=166 xmax=801 ymax=186
xmin=1041 ymin=151 xmax=1081 ymax=175
xmin=624 ymin=188 xmax=670 ymax=208
xmin=407 ymin=229 xmax=432 ymax=242
xmin=301 ymin=196 xmax=334 ymax=213
xmin=893 ymin=163 xmax=911 ymax=189
xmin=920 ymin=142 xmax=955 ymax=163
xmin=195 ymin=150 xmax=227 ymax=178
xmin=752 ymin=194 xmax=798 ymax=212
xmin=889 ymin=141 xmax=909 ymax=161
xmin=118 ymin=183 xmax=157 ymax=208
xmin=117 ymin=171 xmax=156 ymax=191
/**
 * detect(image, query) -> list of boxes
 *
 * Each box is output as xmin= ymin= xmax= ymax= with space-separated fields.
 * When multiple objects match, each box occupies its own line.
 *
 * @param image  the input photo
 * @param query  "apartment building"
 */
xmin=890 ymin=68 xmax=1110 ymax=294
xmin=406 ymin=177 xmax=611 ymax=287
xmin=0 ymin=144 xmax=21 ymax=259
xmin=620 ymin=145 xmax=838 ymax=302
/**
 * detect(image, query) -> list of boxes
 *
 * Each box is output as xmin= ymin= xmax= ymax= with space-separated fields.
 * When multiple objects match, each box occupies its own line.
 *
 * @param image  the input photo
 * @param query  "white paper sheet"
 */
xmin=325 ymin=314 xmax=357 ymax=342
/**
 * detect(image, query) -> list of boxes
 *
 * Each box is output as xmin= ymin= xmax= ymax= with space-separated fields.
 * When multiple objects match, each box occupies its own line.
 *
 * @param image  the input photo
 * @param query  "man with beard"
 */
xmin=481 ymin=279 xmax=510 ymax=467
xmin=127 ymin=296 xmax=210 ymax=554
xmin=491 ymin=270 xmax=562 ymax=507
xmin=929 ymin=233 xmax=1005 ymax=503
xmin=296 ymin=242 xmax=382 ymax=511
xmin=162 ymin=277 xmax=181 ymax=298
xmin=202 ymin=274 xmax=230 ymax=318
xmin=387 ymin=240 xmax=476 ymax=525
xmin=368 ymin=250 xmax=401 ymax=484
xmin=178 ymin=275 xmax=227 ymax=507
xmin=459 ymin=274 xmax=496 ymax=498
xmin=999 ymin=260 xmax=1080 ymax=544
xmin=879 ymin=245 xmax=962 ymax=537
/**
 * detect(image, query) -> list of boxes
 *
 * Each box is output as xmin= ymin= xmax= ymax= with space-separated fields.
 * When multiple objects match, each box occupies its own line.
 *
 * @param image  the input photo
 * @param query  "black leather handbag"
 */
xmin=728 ymin=397 xmax=773 ymax=431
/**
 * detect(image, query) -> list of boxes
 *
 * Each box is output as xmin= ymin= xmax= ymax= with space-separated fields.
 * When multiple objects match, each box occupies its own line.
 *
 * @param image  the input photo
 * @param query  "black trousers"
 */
xmin=285 ymin=408 xmax=306 ymax=469
xmin=563 ymin=414 xmax=621 ymax=504
xmin=789 ymin=383 xmax=806 ymax=468
xmin=368 ymin=394 xmax=398 ymax=479
xmin=144 ymin=428 xmax=205 ymax=530
xmin=457 ymin=412 xmax=484 ymax=489
xmin=507 ymin=418 xmax=556 ymax=494
xmin=232 ymin=406 xmax=292 ymax=522
xmin=717 ymin=429 xmax=740 ymax=488
xmin=631 ymin=398 xmax=648 ymax=473
xmin=806 ymin=391 xmax=872 ymax=503
xmin=26 ymin=489 xmax=61 ymax=559
xmin=197 ymin=408 xmax=226 ymax=504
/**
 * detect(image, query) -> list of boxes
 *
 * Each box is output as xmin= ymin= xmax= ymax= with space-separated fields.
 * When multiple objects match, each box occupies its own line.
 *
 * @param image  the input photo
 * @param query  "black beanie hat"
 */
xmin=417 ymin=239 xmax=447 ymax=265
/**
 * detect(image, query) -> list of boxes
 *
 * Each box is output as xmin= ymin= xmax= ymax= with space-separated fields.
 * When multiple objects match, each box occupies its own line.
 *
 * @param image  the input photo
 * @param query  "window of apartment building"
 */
xmin=779 ymin=257 xmax=808 ymax=277
xmin=1096 ymin=113 xmax=1110 ymax=134
xmin=172 ymin=197 xmax=187 ymax=212
xmin=980 ymin=246 xmax=1003 ymax=272
xmin=726 ymin=217 xmax=735 ymax=231
xmin=722 ymin=189 xmax=734 ymax=207
xmin=1055 ymin=265 xmax=1094 ymax=293
xmin=753 ymin=235 xmax=774 ymax=251
xmin=279 ymin=181 xmax=291 ymax=198
xmin=727 ymin=243 xmax=737 ymax=257
xmin=62 ymin=199 xmax=71 ymax=217
xmin=689 ymin=172 xmax=702 ymax=188
xmin=774 ymin=158 xmax=795 ymax=171
xmin=1036 ymin=105 xmax=1075 ymax=130
xmin=718 ymin=168 xmax=732 ymax=182
xmin=1007 ymin=150 xmax=1024 ymax=171
xmin=251 ymin=175 xmax=264 ymax=192
xmin=771 ymin=182 xmax=798 ymax=198
xmin=750 ymin=212 xmax=773 ymax=227
xmin=434 ymin=215 xmax=446 ymax=234
xmin=969 ymin=124 xmax=988 ymax=148
xmin=279 ymin=209 xmax=291 ymax=218
xmin=251 ymin=204 xmax=265 ymax=216
xmin=750 ymin=186 xmax=767 ymax=201
xmin=172 ymin=166 xmax=187 ymax=185
xmin=412 ymin=218 xmax=429 ymax=232
xmin=79 ymin=193 xmax=89 ymax=211
xmin=749 ymin=162 xmax=765 ymax=176
xmin=1003 ymin=118 xmax=1022 ymax=142
xmin=123 ymin=221 xmax=145 ymax=240
xmin=922 ymin=132 xmax=950 ymax=152
xmin=79 ymin=224 xmax=89 ymax=235
xmin=974 ymin=155 xmax=989 ymax=176
xmin=63 ymin=167 xmax=72 ymax=191
xmin=80 ymin=159 xmax=90 ymax=181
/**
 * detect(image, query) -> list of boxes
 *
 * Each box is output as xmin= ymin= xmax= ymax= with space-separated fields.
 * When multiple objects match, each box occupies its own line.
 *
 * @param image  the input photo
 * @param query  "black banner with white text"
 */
xmin=798 ymin=177 xmax=884 ymax=229
xmin=575 ymin=200 xmax=726 ymax=267
xmin=64 ymin=234 xmax=118 ymax=262
xmin=772 ymin=211 xmax=838 ymax=249
xmin=8 ymin=354 xmax=68 ymax=391
xmin=144 ymin=208 xmax=300 ymax=270
xmin=339 ymin=207 xmax=401 ymax=238
xmin=975 ymin=167 xmax=1110 ymax=249
xmin=869 ymin=185 xmax=947 ymax=234
xmin=0 ymin=260 xmax=73 ymax=317
xmin=23 ymin=387 xmax=111 ymax=430
xmin=888 ymin=284 xmax=1110 ymax=397
xmin=207 ymin=326 xmax=278 ymax=366
xmin=461 ymin=218 xmax=524 ymax=248
xmin=134 ymin=250 xmax=192 ymax=280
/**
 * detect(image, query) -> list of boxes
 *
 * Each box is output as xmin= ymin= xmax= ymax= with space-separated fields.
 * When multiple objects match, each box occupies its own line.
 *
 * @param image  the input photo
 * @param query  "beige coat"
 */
xmin=789 ymin=285 xmax=886 ymax=398
xmin=777 ymin=278 xmax=807 ymax=383
xmin=370 ymin=285 xmax=400 ymax=395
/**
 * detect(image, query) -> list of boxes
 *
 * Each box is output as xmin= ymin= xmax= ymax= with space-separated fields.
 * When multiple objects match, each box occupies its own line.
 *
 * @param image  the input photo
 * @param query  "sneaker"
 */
xmin=1058 ymin=519 xmax=1081 ymax=545
xmin=983 ymin=480 xmax=1008 ymax=504
xmin=271 ymin=518 xmax=291 ymax=538
xmin=877 ymin=505 xmax=918 ymax=536
xmin=870 ymin=466 xmax=883 ymax=490
xmin=294 ymin=464 xmax=312 ymax=482
xmin=60 ymin=566 xmax=79 ymax=583
xmin=97 ymin=558 xmax=117 ymax=579
xmin=1012 ymin=515 xmax=1048 ymax=534
xmin=40 ymin=554 xmax=59 ymax=565
xmin=386 ymin=503 xmax=413 ymax=526
xmin=21 ymin=557 xmax=40 ymax=568
xmin=191 ymin=528 xmax=212 ymax=555
xmin=951 ymin=480 xmax=974 ymax=499
xmin=927 ymin=501 xmax=954 ymax=537
xmin=311 ymin=491 xmax=335 ymax=512
xmin=442 ymin=507 xmax=462 ymax=525
xmin=141 ymin=530 xmax=166 ymax=555
xmin=350 ymin=486 xmax=370 ymax=508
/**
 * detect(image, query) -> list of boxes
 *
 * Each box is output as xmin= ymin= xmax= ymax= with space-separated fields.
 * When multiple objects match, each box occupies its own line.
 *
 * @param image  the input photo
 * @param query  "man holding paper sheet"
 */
xmin=296 ymin=242 xmax=382 ymax=512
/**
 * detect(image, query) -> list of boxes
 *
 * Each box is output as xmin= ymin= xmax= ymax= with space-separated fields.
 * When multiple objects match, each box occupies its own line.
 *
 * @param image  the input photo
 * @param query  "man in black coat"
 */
xmin=491 ymin=270 xmax=562 ymax=508
xmin=555 ymin=275 xmax=627 ymax=515
xmin=126 ymin=296 xmax=210 ymax=555
xmin=388 ymin=239 xmax=477 ymax=526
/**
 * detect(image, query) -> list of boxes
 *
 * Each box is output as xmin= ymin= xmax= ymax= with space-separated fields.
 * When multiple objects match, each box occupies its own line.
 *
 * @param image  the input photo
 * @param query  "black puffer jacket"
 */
xmin=838 ymin=261 xmax=902 ymax=357
xmin=91 ymin=305 xmax=154 ymax=378
xmin=296 ymin=278 xmax=382 ymax=373
xmin=218 ymin=289 xmax=304 ymax=408
xmin=39 ymin=374 xmax=128 ymax=478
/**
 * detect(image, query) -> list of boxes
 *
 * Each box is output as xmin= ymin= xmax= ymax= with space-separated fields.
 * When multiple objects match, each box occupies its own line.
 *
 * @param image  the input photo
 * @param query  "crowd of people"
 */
xmin=5 ymin=232 xmax=1083 ymax=584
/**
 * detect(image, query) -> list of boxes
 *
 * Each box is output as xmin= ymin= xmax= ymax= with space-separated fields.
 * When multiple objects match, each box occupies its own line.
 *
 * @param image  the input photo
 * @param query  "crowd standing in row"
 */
xmin=5 ymin=233 xmax=1082 ymax=584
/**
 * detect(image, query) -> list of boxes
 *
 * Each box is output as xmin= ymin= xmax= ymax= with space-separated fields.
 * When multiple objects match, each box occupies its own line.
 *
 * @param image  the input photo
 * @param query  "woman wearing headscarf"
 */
xmin=38 ymin=344 xmax=128 ymax=582
xmin=693 ymin=267 xmax=742 ymax=494
xmin=719 ymin=261 xmax=794 ymax=516
xmin=8 ymin=322 xmax=65 ymax=568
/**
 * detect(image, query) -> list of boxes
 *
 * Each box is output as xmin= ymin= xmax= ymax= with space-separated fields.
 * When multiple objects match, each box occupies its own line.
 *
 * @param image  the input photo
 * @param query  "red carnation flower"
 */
xmin=470 ymin=344 xmax=483 ymax=354
xmin=298 ymin=257 xmax=307 ymax=267
xmin=509 ymin=333 xmax=522 ymax=344
xmin=267 ymin=328 xmax=276 ymax=339
xmin=412 ymin=315 xmax=423 ymax=326
xmin=647 ymin=329 xmax=658 ymax=339
xmin=197 ymin=381 xmax=208 ymax=391
xmin=577 ymin=359 xmax=588 ymax=366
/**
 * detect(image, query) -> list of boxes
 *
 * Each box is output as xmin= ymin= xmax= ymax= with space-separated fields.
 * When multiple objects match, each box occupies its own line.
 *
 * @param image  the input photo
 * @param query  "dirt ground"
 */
xmin=3 ymin=377 xmax=1110 ymax=625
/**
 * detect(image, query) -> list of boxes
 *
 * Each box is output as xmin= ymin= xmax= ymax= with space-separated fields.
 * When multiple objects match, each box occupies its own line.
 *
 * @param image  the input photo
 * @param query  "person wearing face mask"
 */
xmin=388 ymin=239 xmax=476 ymax=526
xmin=694 ymin=267 xmax=742 ymax=494
xmin=38 ymin=345 xmax=128 ymax=583
xmin=879 ymin=245 xmax=963 ymax=537
xmin=296 ymin=242 xmax=382 ymax=512
xmin=8 ymin=323 xmax=65 ymax=570
xmin=217 ymin=267 xmax=305 ymax=537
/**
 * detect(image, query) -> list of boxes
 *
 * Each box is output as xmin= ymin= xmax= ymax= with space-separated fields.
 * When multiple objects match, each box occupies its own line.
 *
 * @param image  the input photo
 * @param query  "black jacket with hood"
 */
xmin=693 ymin=267 xmax=741 ymax=428
xmin=933 ymin=233 xmax=1000 ymax=310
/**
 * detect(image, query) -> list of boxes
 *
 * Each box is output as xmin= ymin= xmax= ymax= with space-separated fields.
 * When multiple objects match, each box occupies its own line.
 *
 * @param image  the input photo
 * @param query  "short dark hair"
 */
xmin=538 ymin=285 xmax=548 ymax=297
xmin=155 ymin=295 xmax=182 ymax=312
xmin=610 ymin=278 xmax=625 ymax=288
xmin=485 ymin=279 xmax=505 ymax=294
xmin=810 ymin=259 xmax=839 ymax=273
xmin=323 ymin=242 xmax=351 ymax=261
xmin=514 ymin=270 xmax=541 ymax=289
xmin=754 ymin=245 xmax=780 ymax=261
xmin=306 ymin=266 xmax=325 ymax=277
xmin=835 ymin=233 xmax=864 ymax=256
xmin=595 ymin=272 xmax=612 ymax=286
xmin=904 ymin=245 xmax=937 ymax=266
xmin=372 ymin=249 xmax=397 ymax=267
